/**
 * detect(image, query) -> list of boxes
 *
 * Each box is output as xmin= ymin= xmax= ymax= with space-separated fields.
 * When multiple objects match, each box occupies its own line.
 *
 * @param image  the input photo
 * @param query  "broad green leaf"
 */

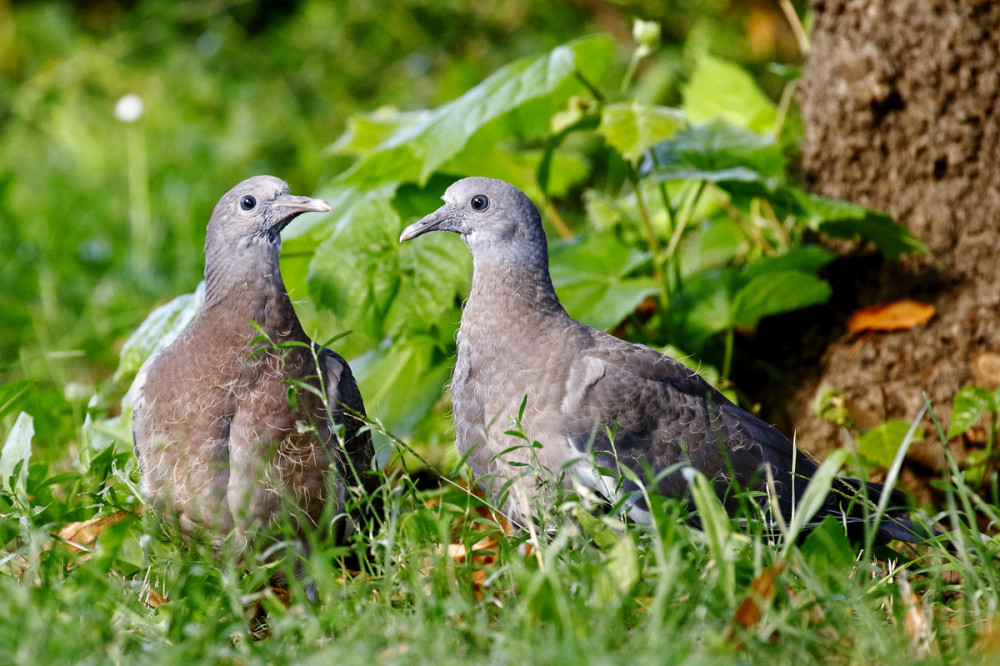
xmin=327 ymin=109 xmax=431 ymax=157
xmin=0 ymin=380 xmax=34 ymax=422
xmin=338 ymin=36 xmax=615 ymax=189
xmin=606 ymin=532 xmax=640 ymax=595
xmin=740 ymin=246 xmax=835 ymax=281
xmin=858 ymin=420 xmax=924 ymax=467
xmin=781 ymin=449 xmax=847 ymax=558
xmin=732 ymin=270 xmax=831 ymax=329
xmin=115 ymin=281 xmax=205 ymax=382
xmin=795 ymin=191 xmax=929 ymax=259
xmin=678 ymin=216 xmax=748 ymax=275
xmin=550 ymin=232 xmax=658 ymax=331
xmin=350 ymin=335 xmax=454 ymax=440
xmin=307 ymin=195 xmax=470 ymax=344
xmin=443 ymin=146 xmax=590 ymax=200
xmin=682 ymin=53 xmax=777 ymax=132
xmin=643 ymin=121 xmax=786 ymax=184
xmin=948 ymin=385 xmax=993 ymax=439
xmin=666 ymin=267 xmax=741 ymax=349
xmin=598 ymin=102 xmax=684 ymax=163
xmin=574 ymin=507 xmax=620 ymax=552
xmin=800 ymin=514 xmax=855 ymax=588
xmin=1 ymin=412 xmax=33 ymax=495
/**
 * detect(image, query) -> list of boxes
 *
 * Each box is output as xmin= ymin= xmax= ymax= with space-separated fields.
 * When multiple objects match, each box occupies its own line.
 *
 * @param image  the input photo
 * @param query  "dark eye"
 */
xmin=470 ymin=194 xmax=489 ymax=211
xmin=240 ymin=195 xmax=257 ymax=211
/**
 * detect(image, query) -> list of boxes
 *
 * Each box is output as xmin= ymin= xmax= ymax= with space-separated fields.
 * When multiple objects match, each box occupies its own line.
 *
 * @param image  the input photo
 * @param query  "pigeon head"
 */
xmin=206 ymin=175 xmax=331 ymax=250
xmin=400 ymin=177 xmax=549 ymax=266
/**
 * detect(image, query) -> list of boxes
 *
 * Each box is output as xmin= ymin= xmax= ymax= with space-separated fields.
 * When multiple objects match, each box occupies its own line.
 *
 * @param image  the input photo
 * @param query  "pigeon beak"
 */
xmin=273 ymin=194 xmax=332 ymax=216
xmin=399 ymin=207 xmax=457 ymax=243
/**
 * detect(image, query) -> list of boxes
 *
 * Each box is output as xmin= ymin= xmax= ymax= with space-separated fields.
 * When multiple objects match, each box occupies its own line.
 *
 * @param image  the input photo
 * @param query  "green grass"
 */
xmin=2 ymin=404 xmax=999 ymax=665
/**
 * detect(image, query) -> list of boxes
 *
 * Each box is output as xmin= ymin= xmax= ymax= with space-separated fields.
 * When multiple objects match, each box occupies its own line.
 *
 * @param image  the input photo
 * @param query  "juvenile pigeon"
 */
xmin=400 ymin=177 xmax=924 ymax=543
xmin=132 ymin=176 xmax=379 ymax=553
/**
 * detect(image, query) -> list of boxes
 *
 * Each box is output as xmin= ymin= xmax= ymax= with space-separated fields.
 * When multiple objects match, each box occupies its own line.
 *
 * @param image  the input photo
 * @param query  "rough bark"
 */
xmin=763 ymin=0 xmax=1000 ymax=503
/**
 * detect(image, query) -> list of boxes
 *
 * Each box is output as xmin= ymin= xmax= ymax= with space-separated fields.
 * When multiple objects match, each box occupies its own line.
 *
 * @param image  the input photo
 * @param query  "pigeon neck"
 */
xmin=201 ymin=239 xmax=304 ymax=338
xmin=468 ymin=255 xmax=566 ymax=320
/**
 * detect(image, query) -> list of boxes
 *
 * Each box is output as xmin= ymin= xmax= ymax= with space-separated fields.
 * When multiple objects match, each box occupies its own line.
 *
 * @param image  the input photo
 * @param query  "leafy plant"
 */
xmin=947 ymin=384 xmax=1000 ymax=484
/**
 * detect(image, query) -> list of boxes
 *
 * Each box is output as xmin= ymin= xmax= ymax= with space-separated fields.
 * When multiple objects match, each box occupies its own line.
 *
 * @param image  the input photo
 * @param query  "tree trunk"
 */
xmin=765 ymin=0 xmax=1000 ymax=503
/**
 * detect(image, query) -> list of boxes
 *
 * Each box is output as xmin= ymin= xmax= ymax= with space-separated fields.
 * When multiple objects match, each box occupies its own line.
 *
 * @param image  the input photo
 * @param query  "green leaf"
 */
xmin=550 ymin=232 xmax=658 ymax=331
xmin=740 ymin=246 xmax=835 ymax=282
xmin=800 ymin=514 xmax=855 ymax=588
xmin=732 ymin=270 xmax=831 ymax=329
xmin=643 ymin=121 xmax=786 ymax=184
xmin=327 ymin=109 xmax=431 ymax=157
xmin=666 ymin=268 xmax=741 ymax=349
xmin=682 ymin=54 xmax=778 ymax=132
xmin=948 ymin=385 xmax=993 ymax=439
xmin=574 ymin=507 xmax=620 ymax=552
xmin=858 ymin=420 xmax=924 ymax=467
xmin=678 ymin=216 xmax=748 ymax=275
xmin=606 ymin=532 xmax=640 ymax=595
xmin=795 ymin=191 xmax=929 ymax=259
xmin=115 ymin=281 xmax=205 ymax=382
xmin=1 ymin=412 xmax=33 ymax=495
xmin=350 ymin=335 xmax=454 ymax=439
xmin=782 ymin=449 xmax=847 ymax=558
xmin=307 ymin=196 xmax=470 ymax=343
xmin=338 ymin=36 xmax=615 ymax=189
xmin=598 ymin=102 xmax=685 ymax=163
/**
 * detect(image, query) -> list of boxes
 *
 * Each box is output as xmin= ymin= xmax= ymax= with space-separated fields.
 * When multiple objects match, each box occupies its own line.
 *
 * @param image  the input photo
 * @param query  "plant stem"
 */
xmin=722 ymin=326 xmax=734 ymax=380
xmin=543 ymin=199 xmax=575 ymax=241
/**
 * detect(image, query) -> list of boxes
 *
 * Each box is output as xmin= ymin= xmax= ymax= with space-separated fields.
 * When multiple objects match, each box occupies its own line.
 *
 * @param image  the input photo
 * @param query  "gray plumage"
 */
xmin=132 ymin=175 xmax=378 ymax=552
xmin=400 ymin=176 xmax=922 ymax=543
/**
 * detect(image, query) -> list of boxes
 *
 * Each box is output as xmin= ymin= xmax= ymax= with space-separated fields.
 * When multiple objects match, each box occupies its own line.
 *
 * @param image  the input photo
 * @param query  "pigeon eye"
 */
xmin=470 ymin=194 xmax=489 ymax=212
xmin=240 ymin=195 xmax=257 ymax=211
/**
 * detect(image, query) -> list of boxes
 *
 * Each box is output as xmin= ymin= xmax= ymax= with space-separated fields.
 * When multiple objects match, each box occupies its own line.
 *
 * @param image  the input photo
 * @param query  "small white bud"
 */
xmin=114 ymin=94 xmax=144 ymax=123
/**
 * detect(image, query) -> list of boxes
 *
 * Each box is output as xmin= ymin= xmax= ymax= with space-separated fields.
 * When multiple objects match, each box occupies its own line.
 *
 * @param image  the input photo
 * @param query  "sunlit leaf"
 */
xmin=328 ymin=109 xmax=431 ymax=157
xmin=598 ymin=102 xmax=684 ymax=163
xmin=682 ymin=54 xmax=778 ymax=132
xmin=550 ymin=232 xmax=658 ymax=331
xmin=948 ymin=385 xmax=993 ymax=439
xmin=339 ymin=36 xmax=615 ymax=189
xmin=846 ymin=300 xmax=935 ymax=334
xmin=858 ymin=420 xmax=924 ymax=467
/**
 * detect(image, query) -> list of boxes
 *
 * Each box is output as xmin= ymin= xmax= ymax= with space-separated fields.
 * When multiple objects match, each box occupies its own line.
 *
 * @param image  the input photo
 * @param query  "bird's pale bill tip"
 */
xmin=399 ymin=209 xmax=449 ymax=243
xmin=274 ymin=195 xmax=332 ymax=215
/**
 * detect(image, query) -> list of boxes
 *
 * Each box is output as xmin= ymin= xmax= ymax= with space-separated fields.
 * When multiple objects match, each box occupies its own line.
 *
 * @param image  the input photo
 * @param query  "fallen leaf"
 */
xmin=899 ymin=571 xmax=936 ymax=658
xmin=55 ymin=508 xmax=137 ymax=551
xmin=847 ymin=300 xmax=934 ymax=334
xmin=732 ymin=563 xmax=786 ymax=630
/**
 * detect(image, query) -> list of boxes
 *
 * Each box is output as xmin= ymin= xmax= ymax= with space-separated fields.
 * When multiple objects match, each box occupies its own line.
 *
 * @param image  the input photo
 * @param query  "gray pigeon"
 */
xmin=400 ymin=176 xmax=923 ymax=543
xmin=132 ymin=175 xmax=378 ymax=554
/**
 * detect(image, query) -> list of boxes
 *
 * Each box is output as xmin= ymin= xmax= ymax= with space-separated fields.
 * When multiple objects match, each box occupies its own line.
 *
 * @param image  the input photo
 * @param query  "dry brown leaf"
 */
xmin=899 ymin=572 xmax=936 ymax=658
xmin=55 ymin=508 xmax=136 ymax=552
xmin=847 ymin=300 xmax=935 ymax=334
xmin=732 ymin=563 xmax=786 ymax=631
